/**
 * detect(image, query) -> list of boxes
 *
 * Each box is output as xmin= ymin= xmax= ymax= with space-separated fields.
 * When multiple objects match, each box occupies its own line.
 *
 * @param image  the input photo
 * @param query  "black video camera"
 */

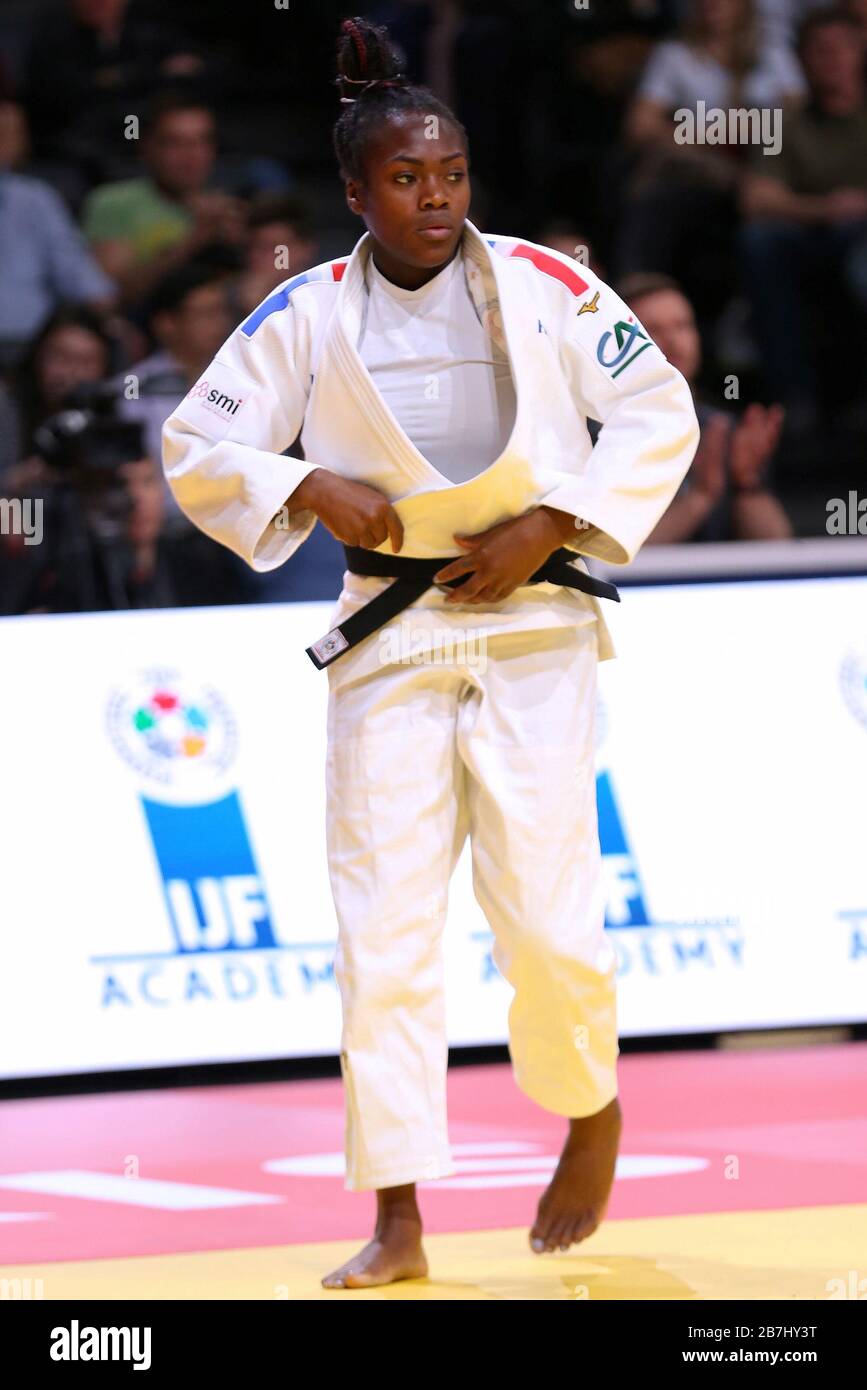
xmin=33 ymin=383 xmax=146 ymax=477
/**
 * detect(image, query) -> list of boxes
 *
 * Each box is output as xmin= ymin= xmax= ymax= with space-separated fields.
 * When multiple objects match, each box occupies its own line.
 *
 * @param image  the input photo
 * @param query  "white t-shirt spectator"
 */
xmin=669 ymin=0 xmax=826 ymax=50
xmin=637 ymin=37 xmax=806 ymax=110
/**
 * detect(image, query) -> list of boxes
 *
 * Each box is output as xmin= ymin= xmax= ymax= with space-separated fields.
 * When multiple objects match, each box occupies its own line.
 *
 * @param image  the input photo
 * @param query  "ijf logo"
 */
xmin=840 ymin=648 xmax=867 ymax=732
xmin=106 ymin=672 xmax=236 ymax=791
xmin=100 ymin=671 xmax=283 ymax=983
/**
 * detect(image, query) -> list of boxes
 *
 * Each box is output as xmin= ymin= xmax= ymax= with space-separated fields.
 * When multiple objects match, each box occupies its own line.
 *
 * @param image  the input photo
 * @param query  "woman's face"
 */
xmin=37 ymin=325 xmax=108 ymax=404
xmin=345 ymin=111 xmax=470 ymax=285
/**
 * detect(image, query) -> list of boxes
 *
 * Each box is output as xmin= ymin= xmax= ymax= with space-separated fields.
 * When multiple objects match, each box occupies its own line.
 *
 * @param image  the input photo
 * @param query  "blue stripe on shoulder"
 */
xmin=240 ymin=272 xmax=312 ymax=337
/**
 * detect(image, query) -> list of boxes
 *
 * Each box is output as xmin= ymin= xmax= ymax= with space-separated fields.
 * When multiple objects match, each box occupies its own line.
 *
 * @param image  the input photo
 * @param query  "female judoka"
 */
xmin=162 ymin=17 xmax=700 ymax=1290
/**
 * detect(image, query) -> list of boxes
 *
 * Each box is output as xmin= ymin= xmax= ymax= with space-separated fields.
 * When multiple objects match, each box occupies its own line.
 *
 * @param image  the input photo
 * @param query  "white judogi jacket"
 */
xmin=162 ymin=219 xmax=700 ymax=685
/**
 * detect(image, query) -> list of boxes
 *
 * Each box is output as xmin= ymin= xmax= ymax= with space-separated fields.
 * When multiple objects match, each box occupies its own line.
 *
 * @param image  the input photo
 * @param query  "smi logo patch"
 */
xmin=174 ymin=362 xmax=257 ymax=439
xmin=186 ymin=378 xmax=245 ymax=418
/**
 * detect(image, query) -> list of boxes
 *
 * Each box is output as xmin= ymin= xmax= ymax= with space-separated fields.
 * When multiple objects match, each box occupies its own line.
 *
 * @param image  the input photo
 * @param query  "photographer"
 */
xmin=0 ymin=385 xmax=242 ymax=615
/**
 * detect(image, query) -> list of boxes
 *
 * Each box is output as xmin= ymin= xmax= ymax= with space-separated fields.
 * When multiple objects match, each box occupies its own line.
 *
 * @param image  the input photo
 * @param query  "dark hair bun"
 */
xmin=335 ymin=16 xmax=404 ymax=99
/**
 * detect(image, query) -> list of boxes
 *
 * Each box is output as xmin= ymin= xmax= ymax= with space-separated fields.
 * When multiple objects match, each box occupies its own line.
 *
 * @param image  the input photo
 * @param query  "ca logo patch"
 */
xmin=597 ymin=317 xmax=653 ymax=378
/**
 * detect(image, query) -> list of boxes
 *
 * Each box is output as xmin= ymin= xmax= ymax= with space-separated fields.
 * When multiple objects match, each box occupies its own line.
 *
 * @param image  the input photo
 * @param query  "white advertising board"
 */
xmin=1 ymin=573 xmax=865 ymax=1078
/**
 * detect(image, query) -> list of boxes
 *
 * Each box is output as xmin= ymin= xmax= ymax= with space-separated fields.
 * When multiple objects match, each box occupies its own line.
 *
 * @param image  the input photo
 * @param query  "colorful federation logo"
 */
xmin=106 ymin=670 xmax=237 ymax=793
xmin=102 ymin=670 xmax=278 ymax=959
xmin=840 ymin=647 xmax=867 ymax=732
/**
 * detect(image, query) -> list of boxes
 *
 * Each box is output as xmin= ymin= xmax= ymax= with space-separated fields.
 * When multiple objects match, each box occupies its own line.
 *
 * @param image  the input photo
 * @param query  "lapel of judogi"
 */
xmin=323 ymin=219 xmax=528 ymax=490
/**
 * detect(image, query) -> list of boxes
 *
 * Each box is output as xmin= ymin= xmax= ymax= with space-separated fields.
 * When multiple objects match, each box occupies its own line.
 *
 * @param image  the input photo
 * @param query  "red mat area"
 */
xmin=2 ymin=1043 xmax=865 ymax=1264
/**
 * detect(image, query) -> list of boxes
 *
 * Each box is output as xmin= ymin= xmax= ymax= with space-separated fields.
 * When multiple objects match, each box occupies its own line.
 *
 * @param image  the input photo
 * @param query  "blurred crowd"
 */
xmin=0 ymin=0 xmax=865 ymax=616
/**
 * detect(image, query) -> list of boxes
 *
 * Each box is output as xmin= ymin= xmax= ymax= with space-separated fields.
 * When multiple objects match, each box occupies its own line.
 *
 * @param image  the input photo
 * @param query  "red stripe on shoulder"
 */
xmin=331 ymin=261 xmax=348 ymax=282
xmin=509 ymin=244 xmax=589 ymax=297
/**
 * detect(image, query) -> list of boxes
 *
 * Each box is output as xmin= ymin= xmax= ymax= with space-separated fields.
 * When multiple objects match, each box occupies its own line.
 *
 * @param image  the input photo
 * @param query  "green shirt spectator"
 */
xmin=81 ymin=92 xmax=244 ymax=309
xmin=82 ymin=177 xmax=193 ymax=264
xmin=749 ymin=101 xmax=867 ymax=196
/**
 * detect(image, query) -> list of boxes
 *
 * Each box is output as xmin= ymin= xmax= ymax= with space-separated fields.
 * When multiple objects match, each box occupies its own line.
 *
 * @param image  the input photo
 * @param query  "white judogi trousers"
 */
xmin=325 ymin=620 xmax=619 ymax=1192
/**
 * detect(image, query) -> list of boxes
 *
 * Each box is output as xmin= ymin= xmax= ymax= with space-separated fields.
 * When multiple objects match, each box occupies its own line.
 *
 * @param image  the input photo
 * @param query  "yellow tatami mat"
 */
xmin=4 ymin=1203 xmax=864 ymax=1301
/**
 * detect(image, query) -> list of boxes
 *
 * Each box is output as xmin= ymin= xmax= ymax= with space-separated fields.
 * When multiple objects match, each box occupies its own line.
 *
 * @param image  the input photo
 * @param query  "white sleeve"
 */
xmin=161 ymin=295 xmax=322 ymax=571
xmin=538 ymin=267 xmax=701 ymax=565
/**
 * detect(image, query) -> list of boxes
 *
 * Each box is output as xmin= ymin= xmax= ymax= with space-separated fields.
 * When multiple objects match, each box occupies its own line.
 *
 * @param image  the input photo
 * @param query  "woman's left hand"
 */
xmin=432 ymin=507 xmax=576 ymax=605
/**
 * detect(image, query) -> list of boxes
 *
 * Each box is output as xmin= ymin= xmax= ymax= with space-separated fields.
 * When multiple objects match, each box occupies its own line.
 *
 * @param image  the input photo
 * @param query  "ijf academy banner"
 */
xmin=1 ymin=575 xmax=866 ymax=1080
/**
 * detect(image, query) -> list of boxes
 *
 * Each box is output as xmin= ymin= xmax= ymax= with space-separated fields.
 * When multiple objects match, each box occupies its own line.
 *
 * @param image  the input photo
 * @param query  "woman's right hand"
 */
xmin=285 ymin=468 xmax=404 ymax=551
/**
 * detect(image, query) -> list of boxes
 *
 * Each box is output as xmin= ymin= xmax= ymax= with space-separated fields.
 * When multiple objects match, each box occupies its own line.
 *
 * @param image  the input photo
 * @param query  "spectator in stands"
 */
xmin=82 ymin=91 xmax=245 ymax=308
xmin=617 ymin=273 xmax=793 ymax=541
xmin=618 ymin=0 xmax=806 ymax=326
xmin=113 ymin=261 xmax=231 ymax=532
xmin=24 ymin=0 xmax=205 ymax=196
xmin=739 ymin=7 xmax=867 ymax=427
xmin=1 ymin=306 xmax=116 ymax=489
xmin=229 ymin=194 xmax=318 ymax=321
xmin=0 ymin=126 xmax=115 ymax=367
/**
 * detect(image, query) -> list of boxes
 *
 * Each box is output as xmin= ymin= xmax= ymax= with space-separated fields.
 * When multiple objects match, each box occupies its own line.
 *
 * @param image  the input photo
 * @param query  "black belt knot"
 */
xmin=305 ymin=544 xmax=619 ymax=670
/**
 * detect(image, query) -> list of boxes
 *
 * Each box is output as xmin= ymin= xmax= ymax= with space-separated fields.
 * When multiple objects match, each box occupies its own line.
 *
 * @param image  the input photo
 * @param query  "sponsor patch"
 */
xmin=596 ymin=316 xmax=653 ymax=378
xmin=172 ymin=362 xmax=257 ymax=440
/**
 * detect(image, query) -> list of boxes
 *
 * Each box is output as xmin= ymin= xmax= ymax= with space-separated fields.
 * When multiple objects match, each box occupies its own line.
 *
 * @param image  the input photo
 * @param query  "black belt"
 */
xmin=305 ymin=544 xmax=620 ymax=670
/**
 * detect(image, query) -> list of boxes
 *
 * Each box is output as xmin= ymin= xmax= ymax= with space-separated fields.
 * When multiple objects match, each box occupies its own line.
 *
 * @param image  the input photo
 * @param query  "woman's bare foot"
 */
xmin=321 ymin=1183 xmax=428 ymax=1289
xmin=529 ymin=1096 xmax=623 ymax=1254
